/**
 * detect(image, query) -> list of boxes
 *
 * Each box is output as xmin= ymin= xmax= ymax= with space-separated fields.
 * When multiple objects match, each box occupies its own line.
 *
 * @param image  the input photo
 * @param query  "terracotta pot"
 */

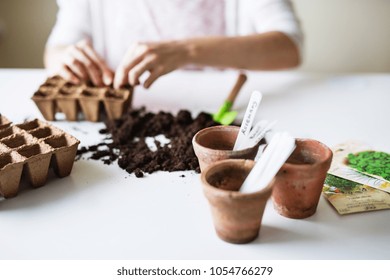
xmin=192 ymin=126 xmax=259 ymax=172
xmin=272 ymin=138 xmax=333 ymax=219
xmin=201 ymin=159 xmax=273 ymax=244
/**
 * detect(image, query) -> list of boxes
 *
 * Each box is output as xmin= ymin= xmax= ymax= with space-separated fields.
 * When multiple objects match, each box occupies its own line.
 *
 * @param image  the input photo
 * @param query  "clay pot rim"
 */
xmin=282 ymin=138 xmax=333 ymax=170
xmin=192 ymin=125 xmax=257 ymax=155
xmin=201 ymin=159 xmax=274 ymax=200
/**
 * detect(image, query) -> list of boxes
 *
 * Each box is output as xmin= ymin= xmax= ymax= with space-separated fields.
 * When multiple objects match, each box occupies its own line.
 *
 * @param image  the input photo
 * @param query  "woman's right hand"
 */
xmin=45 ymin=39 xmax=113 ymax=86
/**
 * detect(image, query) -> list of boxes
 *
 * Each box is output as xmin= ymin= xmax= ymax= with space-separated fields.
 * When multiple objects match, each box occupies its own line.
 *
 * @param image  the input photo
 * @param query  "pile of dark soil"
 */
xmin=76 ymin=107 xmax=219 ymax=177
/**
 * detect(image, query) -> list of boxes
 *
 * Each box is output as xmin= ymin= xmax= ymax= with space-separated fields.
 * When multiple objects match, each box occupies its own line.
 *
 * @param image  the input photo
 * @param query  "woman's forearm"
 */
xmin=114 ymin=31 xmax=301 ymax=88
xmin=184 ymin=31 xmax=301 ymax=70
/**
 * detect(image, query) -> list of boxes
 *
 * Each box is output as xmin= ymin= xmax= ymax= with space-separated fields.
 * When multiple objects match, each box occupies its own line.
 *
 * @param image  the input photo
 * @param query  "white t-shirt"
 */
xmin=47 ymin=0 xmax=303 ymax=70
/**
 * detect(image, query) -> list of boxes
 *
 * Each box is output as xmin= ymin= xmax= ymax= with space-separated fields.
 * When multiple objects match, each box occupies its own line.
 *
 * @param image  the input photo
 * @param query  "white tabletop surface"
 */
xmin=0 ymin=69 xmax=389 ymax=260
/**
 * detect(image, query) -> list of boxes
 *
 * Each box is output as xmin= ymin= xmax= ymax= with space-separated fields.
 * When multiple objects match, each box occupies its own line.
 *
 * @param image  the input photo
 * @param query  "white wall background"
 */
xmin=294 ymin=0 xmax=390 ymax=72
xmin=0 ymin=0 xmax=57 ymax=68
xmin=0 ymin=0 xmax=389 ymax=72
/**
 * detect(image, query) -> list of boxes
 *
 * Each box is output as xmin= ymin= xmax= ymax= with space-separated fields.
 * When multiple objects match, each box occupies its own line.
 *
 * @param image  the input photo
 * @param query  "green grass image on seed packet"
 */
xmin=323 ymin=174 xmax=364 ymax=194
xmin=347 ymin=151 xmax=390 ymax=181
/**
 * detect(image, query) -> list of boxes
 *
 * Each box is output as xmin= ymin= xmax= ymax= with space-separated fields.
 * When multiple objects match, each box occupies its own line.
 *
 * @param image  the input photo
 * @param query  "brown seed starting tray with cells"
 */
xmin=31 ymin=76 xmax=133 ymax=122
xmin=0 ymin=116 xmax=80 ymax=199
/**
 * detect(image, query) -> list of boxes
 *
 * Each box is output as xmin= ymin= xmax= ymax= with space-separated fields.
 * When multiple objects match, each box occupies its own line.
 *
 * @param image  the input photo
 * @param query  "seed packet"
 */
xmin=328 ymin=141 xmax=390 ymax=193
xmin=323 ymin=174 xmax=390 ymax=215
xmin=322 ymin=141 xmax=390 ymax=214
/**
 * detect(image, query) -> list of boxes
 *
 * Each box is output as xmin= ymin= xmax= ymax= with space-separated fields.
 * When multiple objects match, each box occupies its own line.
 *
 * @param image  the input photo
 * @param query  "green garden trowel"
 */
xmin=212 ymin=73 xmax=247 ymax=125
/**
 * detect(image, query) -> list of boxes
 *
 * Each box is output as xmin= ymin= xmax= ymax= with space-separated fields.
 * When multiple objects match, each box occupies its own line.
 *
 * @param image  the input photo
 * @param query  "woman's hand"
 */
xmin=45 ymin=39 xmax=114 ymax=86
xmin=114 ymin=41 xmax=190 ymax=89
xmin=113 ymin=32 xmax=300 ymax=89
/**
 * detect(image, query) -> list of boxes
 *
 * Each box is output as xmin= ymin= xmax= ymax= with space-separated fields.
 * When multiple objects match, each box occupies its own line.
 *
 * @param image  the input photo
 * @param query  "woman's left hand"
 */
xmin=114 ymin=41 xmax=191 ymax=89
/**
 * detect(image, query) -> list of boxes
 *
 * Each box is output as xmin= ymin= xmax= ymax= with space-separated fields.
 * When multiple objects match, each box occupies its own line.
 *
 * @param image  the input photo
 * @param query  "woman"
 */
xmin=44 ymin=0 xmax=303 ymax=89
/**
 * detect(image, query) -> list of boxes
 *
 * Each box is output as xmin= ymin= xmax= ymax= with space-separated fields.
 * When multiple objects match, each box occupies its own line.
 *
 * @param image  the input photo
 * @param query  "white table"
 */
xmin=0 ymin=69 xmax=389 ymax=260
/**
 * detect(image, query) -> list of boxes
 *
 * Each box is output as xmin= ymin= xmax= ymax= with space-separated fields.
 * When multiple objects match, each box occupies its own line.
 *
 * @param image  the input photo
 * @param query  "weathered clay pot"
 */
xmin=192 ymin=126 xmax=259 ymax=172
xmin=201 ymin=159 xmax=273 ymax=244
xmin=272 ymin=138 xmax=333 ymax=219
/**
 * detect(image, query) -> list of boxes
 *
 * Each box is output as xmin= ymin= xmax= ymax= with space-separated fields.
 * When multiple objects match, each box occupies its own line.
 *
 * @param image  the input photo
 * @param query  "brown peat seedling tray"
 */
xmin=0 ymin=117 xmax=80 ymax=199
xmin=32 ymin=76 xmax=133 ymax=122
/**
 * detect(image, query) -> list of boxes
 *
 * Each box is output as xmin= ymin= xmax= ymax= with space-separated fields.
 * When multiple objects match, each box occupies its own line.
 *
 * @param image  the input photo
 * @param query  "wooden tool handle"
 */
xmin=226 ymin=73 xmax=247 ymax=104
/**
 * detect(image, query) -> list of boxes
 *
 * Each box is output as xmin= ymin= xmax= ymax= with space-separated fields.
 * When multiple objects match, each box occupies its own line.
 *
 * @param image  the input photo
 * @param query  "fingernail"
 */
xmin=112 ymin=76 xmax=119 ymax=88
xmin=103 ymin=75 xmax=112 ymax=86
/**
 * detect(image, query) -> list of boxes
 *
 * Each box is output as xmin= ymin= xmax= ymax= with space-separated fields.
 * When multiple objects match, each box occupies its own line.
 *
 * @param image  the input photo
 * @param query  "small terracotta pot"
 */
xmin=272 ymin=138 xmax=333 ymax=219
xmin=201 ymin=159 xmax=273 ymax=244
xmin=192 ymin=126 xmax=259 ymax=172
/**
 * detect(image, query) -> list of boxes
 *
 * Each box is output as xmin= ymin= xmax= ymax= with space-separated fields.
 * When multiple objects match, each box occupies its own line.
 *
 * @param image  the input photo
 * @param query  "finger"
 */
xmin=64 ymin=49 xmax=89 ymax=81
xmin=128 ymin=55 xmax=156 ymax=86
xmin=114 ymin=56 xmax=144 ymax=88
xmin=87 ymin=64 xmax=103 ymax=86
xmin=69 ymin=46 xmax=97 ymax=83
xmin=59 ymin=65 xmax=80 ymax=84
xmin=143 ymin=67 xmax=164 ymax=89
xmin=83 ymin=44 xmax=113 ymax=82
xmin=66 ymin=62 xmax=87 ymax=82
xmin=114 ymin=45 xmax=149 ymax=88
xmin=114 ymin=64 xmax=130 ymax=89
xmin=72 ymin=46 xmax=103 ymax=86
xmin=77 ymin=40 xmax=112 ymax=84
xmin=102 ymin=71 xmax=114 ymax=86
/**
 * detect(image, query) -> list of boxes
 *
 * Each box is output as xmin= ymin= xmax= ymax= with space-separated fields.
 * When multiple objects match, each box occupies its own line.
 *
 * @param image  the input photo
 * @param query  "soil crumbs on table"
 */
xmin=76 ymin=107 xmax=218 ymax=177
